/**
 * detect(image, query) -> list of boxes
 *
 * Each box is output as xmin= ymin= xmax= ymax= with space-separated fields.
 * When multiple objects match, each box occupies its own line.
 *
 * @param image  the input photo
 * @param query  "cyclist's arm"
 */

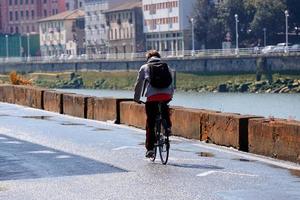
xmin=134 ymin=67 xmax=145 ymax=102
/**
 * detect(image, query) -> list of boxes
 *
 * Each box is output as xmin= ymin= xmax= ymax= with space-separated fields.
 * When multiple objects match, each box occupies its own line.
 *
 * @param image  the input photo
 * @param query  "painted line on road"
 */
xmin=192 ymin=143 xmax=300 ymax=171
xmin=112 ymin=146 xmax=142 ymax=151
xmin=196 ymin=170 xmax=258 ymax=177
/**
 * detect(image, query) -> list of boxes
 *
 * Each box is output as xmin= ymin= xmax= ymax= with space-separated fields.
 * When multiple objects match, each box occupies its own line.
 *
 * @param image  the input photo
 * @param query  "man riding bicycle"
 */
xmin=133 ymin=50 xmax=174 ymax=158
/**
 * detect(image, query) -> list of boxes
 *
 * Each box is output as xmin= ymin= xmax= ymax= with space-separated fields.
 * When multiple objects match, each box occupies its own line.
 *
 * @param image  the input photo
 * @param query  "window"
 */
xmin=26 ymin=10 xmax=29 ymax=19
xmin=15 ymin=11 xmax=19 ymax=20
xmin=16 ymin=26 xmax=19 ymax=33
xmin=10 ymin=27 xmax=14 ymax=33
xmin=31 ymin=0 xmax=34 ymax=4
xmin=20 ymin=0 xmax=23 ymax=4
xmin=25 ymin=0 xmax=28 ymax=4
xmin=15 ymin=0 xmax=18 ymax=5
xmin=31 ymin=10 xmax=34 ymax=18
xmin=20 ymin=11 xmax=24 ymax=18
xmin=44 ymin=10 xmax=47 ymax=17
xmin=44 ymin=0 xmax=47 ymax=3
xmin=32 ymin=26 xmax=35 ymax=32
xmin=9 ymin=0 xmax=13 ymax=5
xmin=10 ymin=12 xmax=13 ymax=21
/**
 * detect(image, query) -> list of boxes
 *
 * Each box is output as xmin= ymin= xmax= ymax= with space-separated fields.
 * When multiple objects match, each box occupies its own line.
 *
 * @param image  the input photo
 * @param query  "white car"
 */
xmin=261 ymin=45 xmax=275 ymax=54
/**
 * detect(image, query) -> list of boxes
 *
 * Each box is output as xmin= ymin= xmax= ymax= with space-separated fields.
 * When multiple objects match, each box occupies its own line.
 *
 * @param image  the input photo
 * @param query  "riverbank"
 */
xmin=0 ymin=71 xmax=300 ymax=93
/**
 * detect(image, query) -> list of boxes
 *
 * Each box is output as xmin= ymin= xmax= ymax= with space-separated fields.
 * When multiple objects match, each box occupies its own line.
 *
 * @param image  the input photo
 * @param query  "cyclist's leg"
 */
xmin=161 ymin=101 xmax=172 ymax=131
xmin=145 ymin=101 xmax=159 ymax=151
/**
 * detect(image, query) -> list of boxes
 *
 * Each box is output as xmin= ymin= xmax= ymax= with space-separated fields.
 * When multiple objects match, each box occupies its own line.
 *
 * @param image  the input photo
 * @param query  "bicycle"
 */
xmin=141 ymin=101 xmax=170 ymax=165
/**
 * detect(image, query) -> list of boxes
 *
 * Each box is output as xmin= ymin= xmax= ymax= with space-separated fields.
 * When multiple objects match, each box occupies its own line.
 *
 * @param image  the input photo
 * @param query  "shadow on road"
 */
xmin=0 ymin=134 xmax=126 ymax=181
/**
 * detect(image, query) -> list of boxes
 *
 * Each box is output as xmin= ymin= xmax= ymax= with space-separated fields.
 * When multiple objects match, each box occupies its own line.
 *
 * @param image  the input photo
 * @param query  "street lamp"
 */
xmin=5 ymin=35 xmax=9 ymax=60
xmin=157 ymin=21 xmax=161 ymax=52
xmin=19 ymin=35 xmax=22 ymax=57
xmin=284 ymin=10 xmax=289 ymax=53
xmin=191 ymin=17 xmax=195 ymax=56
xmin=131 ymin=23 xmax=135 ymax=59
xmin=263 ymin=28 xmax=267 ymax=47
xmin=27 ymin=33 xmax=31 ymax=61
xmin=234 ymin=14 xmax=239 ymax=55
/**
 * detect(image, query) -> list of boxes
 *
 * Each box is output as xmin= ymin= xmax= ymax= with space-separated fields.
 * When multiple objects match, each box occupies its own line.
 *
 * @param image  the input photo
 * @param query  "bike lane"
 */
xmin=0 ymin=102 xmax=300 ymax=200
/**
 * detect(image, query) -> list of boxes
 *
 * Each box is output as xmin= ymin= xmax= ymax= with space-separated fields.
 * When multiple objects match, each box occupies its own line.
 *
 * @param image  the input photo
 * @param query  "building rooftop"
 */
xmin=38 ymin=9 xmax=85 ymax=22
xmin=104 ymin=0 xmax=142 ymax=13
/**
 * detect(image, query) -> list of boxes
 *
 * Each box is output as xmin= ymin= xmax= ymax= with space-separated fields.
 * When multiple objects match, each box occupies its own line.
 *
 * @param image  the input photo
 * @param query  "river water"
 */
xmin=57 ymin=89 xmax=300 ymax=120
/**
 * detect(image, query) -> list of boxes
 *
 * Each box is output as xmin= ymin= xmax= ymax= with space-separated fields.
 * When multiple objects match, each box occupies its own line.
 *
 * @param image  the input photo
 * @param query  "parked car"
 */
xmin=59 ymin=54 xmax=69 ymax=61
xmin=290 ymin=44 xmax=300 ymax=52
xmin=261 ymin=45 xmax=275 ymax=54
xmin=79 ymin=54 xmax=88 ymax=60
xmin=272 ymin=43 xmax=292 ymax=53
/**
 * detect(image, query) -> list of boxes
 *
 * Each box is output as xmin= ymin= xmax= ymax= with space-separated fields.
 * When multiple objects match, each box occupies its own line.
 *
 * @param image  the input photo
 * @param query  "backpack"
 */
xmin=148 ymin=62 xmax=172 ymax=88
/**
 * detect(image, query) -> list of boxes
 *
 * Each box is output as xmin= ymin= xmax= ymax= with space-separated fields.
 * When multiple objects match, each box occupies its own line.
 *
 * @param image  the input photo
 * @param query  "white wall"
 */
xmin=142 ymin=0 xmax=197 ymax=33
xmin=84 ymin=0 xmax=123 ymax=46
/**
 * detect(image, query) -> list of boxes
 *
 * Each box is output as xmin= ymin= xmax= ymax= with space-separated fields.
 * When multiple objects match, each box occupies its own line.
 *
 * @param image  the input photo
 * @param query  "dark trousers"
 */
xmin=145 ymin=101 xmax=171 ymax=151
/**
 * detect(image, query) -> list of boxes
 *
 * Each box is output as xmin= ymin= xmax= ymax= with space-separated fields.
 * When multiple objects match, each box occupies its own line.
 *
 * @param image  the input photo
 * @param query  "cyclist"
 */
xmin=133 ymin=50 xmax=174 ymax=158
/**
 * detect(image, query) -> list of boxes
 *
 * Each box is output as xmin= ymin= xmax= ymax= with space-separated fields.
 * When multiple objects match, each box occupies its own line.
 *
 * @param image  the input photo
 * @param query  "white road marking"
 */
xmin=0 ymin=136 xmax=8 ymax=140
xmin=112 ymin=146 xmax=141 ymax=151
xmin=26 ymin=150 xmax=56 ymax=154
xmin=2 ymin=141 xmax=22 ymax=144
xmin=56 ymin=155 xmax=72 ymax=159
xmin=196 ymin=170 xmax=258 ymax=177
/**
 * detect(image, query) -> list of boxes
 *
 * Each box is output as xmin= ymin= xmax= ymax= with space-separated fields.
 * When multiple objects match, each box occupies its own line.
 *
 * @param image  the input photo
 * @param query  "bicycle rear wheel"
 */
xmin=159 ymin=120 xmax=170 ymax=165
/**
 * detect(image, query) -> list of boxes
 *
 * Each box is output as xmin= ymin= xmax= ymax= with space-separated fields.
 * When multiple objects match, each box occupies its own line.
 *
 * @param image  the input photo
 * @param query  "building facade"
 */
xmin=0 ymin=0 xmax=67 ymax=35
xmin=142 ymin=0 xmax=197 ymax=55
xmin=38 ymin=9 xmax=85 ymax=57
xmin=84 ymin=0 xmax=123 ymax=54
xmin=104 ymin=0 xmax=144 ymax=57
xmin=65 ymin=0 xmax=84 ymax=10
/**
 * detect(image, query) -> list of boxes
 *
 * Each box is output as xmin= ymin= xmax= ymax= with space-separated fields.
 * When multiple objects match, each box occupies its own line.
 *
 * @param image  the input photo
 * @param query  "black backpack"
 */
xmin=148 ymin=62 xmax=172 ymax=88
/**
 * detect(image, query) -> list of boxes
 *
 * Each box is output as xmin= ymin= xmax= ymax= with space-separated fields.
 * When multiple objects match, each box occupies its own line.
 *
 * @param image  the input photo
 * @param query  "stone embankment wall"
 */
xmin=1 ymin=84 xmax=300 ymax=163
xmin=1 ymin=55 xmax=300 ymax=74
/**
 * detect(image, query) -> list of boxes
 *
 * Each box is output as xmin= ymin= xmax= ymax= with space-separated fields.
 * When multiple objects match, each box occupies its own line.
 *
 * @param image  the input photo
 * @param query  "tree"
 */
xmin=250 ymin=0 xmax=286 ymax=44
xmin=193 ymin=0 xmax=221 ymax=48
xmin=286 ymin=0 xmax=300 ymax=35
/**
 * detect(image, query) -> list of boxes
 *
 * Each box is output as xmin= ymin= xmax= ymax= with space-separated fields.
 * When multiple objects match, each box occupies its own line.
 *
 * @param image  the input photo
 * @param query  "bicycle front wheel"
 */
xmin=159 ymin=120 xmax=170 ymax=165
xmin=159 ymin=135 xmax=169 ymax=165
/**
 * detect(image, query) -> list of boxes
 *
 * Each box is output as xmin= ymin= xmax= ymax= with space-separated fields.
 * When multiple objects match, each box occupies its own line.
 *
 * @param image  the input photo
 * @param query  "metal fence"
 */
xmin=0 ymin=47 xmax=300 ymax=64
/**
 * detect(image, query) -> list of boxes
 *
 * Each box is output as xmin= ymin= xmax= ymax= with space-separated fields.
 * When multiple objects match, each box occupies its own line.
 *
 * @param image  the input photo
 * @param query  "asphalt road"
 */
xmin=0 ymin=102 xmax=300 ymax=200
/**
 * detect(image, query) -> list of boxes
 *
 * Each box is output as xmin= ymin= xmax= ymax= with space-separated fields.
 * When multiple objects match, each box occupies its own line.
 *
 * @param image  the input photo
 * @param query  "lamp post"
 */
xmin=157 ymin=21 xmax=161 ymax=52
xmin=234 ymin=14 xmax=239 ymax=55
xmin=191 ymin=17 xmax=195 ymax=56
xmin=27 ymin=33 xmax=31 ymax=61
xmin=19 ymin=35 xmax=22 ymax=57
xmin=131 ymin=23 xmax=135 ymax=59
xmin=285 ymin=10 xmax=289 ymax=53
xmin=5 ymin=35 xmax=9 ymax=60
xmin=263 ymin=28 xmax=267 ymax=47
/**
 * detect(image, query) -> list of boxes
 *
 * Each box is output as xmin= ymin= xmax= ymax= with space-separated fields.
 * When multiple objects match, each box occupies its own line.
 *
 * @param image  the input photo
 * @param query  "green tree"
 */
xmin=193 ymin=0 xmax=221 ymax=48
xmin=250 ymin=0 xmax=286 ymax=44
xmin=286 ymin=0 xmax=300 ymax=35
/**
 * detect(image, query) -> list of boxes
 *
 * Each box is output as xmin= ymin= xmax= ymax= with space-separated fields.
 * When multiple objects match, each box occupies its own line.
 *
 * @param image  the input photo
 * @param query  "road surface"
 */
xmin=0 ymin=102 xmax=300 ymax=200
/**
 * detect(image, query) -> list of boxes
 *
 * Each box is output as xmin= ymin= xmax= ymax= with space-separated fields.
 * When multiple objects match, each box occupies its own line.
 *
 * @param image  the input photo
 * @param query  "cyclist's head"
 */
xmin=146 ymin=50 xmax=161 ymax=61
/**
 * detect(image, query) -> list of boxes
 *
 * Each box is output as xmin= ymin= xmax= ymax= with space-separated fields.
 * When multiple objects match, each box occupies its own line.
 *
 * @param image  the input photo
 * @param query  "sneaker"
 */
xmin=145 ymin=150 xmax=155 ymax=158
xmin=164 ymin=128 xmax=172 ymax=136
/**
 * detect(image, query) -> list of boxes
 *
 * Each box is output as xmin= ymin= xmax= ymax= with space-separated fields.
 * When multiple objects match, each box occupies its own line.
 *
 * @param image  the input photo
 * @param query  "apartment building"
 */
xmin=0 ymin=0 xmax=67 ymax=35
xmin=104 ymin=0 xmax=144 ymax=56
xmin=38 ymin=9 xmax=85 ymax=56
xmin=84 ymin=0 xmax=123 ymax=54
xmin=142 ymin=0 xmax=197 ymax=54
xmin=65 ymin=0 xmax=84 ymax=10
